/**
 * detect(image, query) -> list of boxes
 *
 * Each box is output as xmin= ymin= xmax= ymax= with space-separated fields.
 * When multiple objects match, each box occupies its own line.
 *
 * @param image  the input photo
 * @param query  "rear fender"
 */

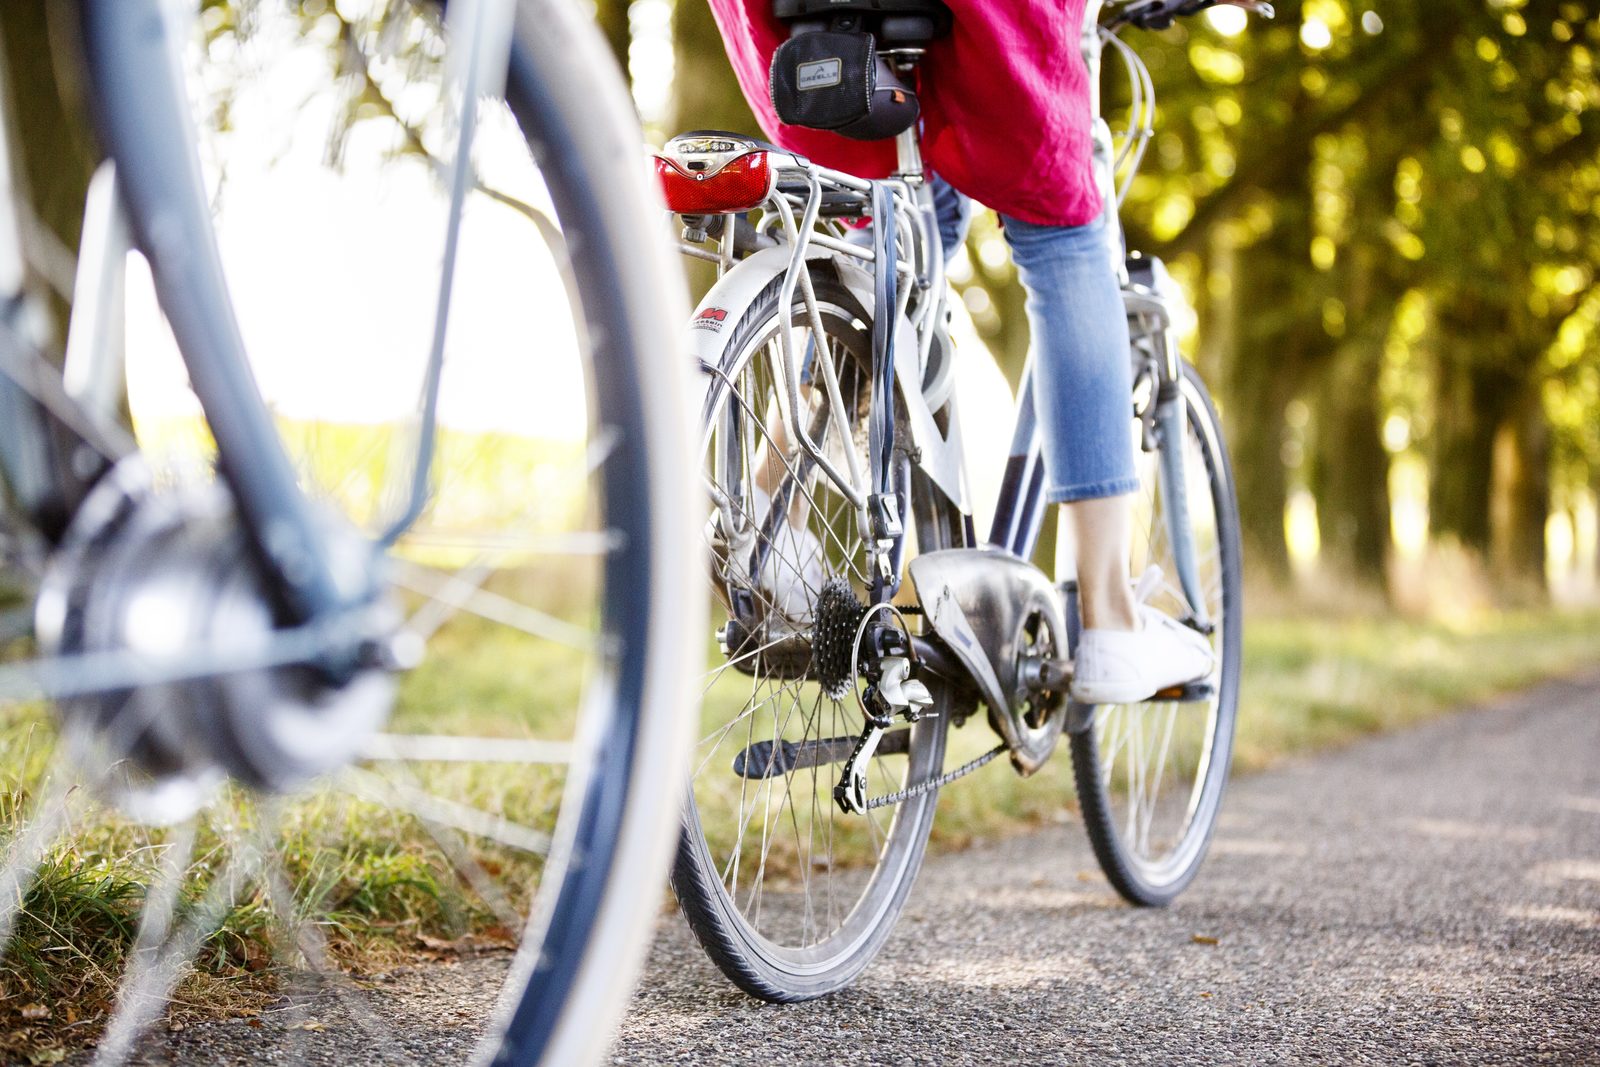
xmin=685 ymin=245 xmax=968 ymax=514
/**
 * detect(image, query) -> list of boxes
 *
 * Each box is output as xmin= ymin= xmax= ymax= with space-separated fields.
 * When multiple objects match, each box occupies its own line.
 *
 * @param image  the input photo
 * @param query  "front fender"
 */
xmin=685 ymin=247 xmax=969 ymax=514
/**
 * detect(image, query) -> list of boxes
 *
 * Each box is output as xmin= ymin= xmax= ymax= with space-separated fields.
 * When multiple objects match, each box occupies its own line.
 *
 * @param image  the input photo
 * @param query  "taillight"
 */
xmin=654 ymin=150 xmax=774 ymax=215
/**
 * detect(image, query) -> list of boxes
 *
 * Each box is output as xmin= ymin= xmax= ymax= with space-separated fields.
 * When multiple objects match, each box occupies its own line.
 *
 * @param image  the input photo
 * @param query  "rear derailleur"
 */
xmin=833 ymin=614 xmax=932 ymax=815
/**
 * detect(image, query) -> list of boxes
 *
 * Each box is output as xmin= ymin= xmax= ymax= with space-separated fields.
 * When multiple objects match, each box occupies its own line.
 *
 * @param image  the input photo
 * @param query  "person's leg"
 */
xmin=1001 ymin=211 xmax=1212 ymax=700
xmin=1001 ymin=211 xmax=1140 ymax=618
xmin=1066 ymin=494 xmax=1138 ymax=630
xmin=929 ymin=174 xmax=973 ymax=265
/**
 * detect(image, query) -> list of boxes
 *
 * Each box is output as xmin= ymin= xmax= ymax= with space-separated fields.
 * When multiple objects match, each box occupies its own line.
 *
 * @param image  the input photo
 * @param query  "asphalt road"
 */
xmin=98 ymin=672 xmax=1599 ymax=1065
xmin=610 ymin=672 xmax=1600 ymax=1066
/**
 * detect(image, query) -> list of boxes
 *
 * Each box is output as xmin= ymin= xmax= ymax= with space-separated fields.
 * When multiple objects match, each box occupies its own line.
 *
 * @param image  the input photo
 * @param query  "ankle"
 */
xmin=1082 ymin=589 xmax=1138 ymax=632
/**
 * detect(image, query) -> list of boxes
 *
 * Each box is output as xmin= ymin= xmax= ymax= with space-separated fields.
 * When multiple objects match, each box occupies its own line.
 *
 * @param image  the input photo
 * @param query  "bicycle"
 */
xmin=0 ymin=1 xmax=695 ymax=1063
xmin=658 ymin=0 xmax=1258 ymax=1001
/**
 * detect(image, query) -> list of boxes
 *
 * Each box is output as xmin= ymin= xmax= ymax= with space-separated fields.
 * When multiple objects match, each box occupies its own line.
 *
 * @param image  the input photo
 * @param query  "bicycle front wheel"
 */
xmin=0 ymin=3 xmax=695 ymax=1065
xmin=1070 ymin=361 xmax=1242 ymax=906
xmin=672 ymin=271 xmax=960 ymax=1002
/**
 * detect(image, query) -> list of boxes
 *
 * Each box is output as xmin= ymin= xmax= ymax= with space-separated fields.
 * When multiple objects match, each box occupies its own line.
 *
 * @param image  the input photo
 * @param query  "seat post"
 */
xmin=894 ymin=126 xmax=924 ymax=180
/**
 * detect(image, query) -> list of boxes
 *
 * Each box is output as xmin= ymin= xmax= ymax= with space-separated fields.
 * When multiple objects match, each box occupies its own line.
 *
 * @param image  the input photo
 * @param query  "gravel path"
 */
xmin=610 ymin=672 xmax=1600 ymax=1066
xmin=101 ymin=672 xmax=1600 ymax=1065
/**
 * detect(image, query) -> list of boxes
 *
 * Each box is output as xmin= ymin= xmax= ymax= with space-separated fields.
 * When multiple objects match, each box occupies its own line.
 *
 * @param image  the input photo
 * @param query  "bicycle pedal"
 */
xmin=1150 ymin=680 xmax=1215 ymax=703
xmin=733 ymin=729 xmax=911 ymax=779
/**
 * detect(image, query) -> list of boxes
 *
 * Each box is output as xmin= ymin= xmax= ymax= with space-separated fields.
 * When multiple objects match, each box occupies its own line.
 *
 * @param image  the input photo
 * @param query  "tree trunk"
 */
xmin=1309 ymin=348 xmax=1391 ymax=585
xmin=593 ymin=0 xmax=632 ymax=82
xmin=1428 ymin=351 xmax=1515 ymax=559
xmin=0 ymin=1 xmax=99 ymax=338
xmin=1223 ymin=335 xmax=1300 ymax=579
xmin=1223 ymin=226 xmax=1319 ymax=581
xmin=671 ymin=0 xmax=758 ymax=136
xmin=1307 ymin=240 xmax=1395 ymax=591
xmin=1489 ymin=383 xmax=1550 ymax=598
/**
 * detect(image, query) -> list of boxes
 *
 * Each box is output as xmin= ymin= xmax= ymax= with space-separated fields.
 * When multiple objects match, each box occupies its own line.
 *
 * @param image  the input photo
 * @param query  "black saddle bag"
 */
xmin=767 ymin=0 xmax=947 ymax=142
xmin=768 ymin=28 xmax=919 ymax=141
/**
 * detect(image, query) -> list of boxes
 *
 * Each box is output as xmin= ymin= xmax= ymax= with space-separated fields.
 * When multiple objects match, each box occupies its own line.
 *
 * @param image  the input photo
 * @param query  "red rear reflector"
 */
xmin=654 ymin=151 xmax=774 ymax=215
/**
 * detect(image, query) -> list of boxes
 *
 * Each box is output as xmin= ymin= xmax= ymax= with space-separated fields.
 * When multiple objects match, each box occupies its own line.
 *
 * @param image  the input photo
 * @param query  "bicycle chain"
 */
xmin=864 ymin=742 xmax=1009 ymax=810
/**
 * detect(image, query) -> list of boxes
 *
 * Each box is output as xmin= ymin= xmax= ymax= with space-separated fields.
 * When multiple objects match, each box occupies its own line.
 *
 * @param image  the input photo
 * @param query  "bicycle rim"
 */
xmin=0 ymin=2 xmax=693 ymax=1064
xmin=673 ymin=275 xmax=954 ymax=1001
xmin=1070 ymin=364 xmax=1242 ymax=905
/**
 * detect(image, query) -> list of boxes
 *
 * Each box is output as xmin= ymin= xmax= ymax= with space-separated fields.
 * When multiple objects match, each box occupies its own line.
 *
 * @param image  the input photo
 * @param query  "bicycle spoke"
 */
xmin=251 ymin=810 xmax=411 ymax=1060
xmin=0 ymin=765 xmax=80 ymax=958
xmin=380 ymin=764 xmax=525 ymax=934
xmin=378 ymin=0 xmax=512 ymax=547
xmin=360 ymin=734 xmax=573 ymax=764
xmin=398 ymin=528 xmax=625 ymax=557
xmin=742 ymin=678 xmax=811 ymax=923
xmin=93 ymin=834 xmax=260 ymax=1067
xmin=389 ymin=559 xmax=603 ymax=654
xmin=696 ymin=685 xmax=793 ymax=777
xmin=0 ymin=614 xmax=369 ymax=706
xmin=340 ymin=766 xmax=551 ymax=855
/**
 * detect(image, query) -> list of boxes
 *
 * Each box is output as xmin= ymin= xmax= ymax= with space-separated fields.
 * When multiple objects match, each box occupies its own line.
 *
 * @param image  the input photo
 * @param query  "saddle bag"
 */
xmin=769 ymin=29 xmax=918 ymax=141
xmin=768 ymin=1 xmax=948 ymax=142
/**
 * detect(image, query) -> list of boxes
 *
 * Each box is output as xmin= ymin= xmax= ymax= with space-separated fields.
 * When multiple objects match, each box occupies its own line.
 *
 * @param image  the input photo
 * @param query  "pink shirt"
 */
xmin=706 ymin=0 xmax=1101 ymax=227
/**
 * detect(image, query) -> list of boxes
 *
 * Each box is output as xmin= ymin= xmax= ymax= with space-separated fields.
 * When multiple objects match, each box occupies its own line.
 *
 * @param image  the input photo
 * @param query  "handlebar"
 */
xmin=1106 ymin=0 xmax=1275 ymax=32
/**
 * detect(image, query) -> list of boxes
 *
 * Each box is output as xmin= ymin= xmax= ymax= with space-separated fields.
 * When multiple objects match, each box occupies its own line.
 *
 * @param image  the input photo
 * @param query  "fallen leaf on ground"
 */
xmin=18 ymin=1004 xmax=49 ymax=1021
xmin=1191 ymin=934 xmax=1219 ymax=946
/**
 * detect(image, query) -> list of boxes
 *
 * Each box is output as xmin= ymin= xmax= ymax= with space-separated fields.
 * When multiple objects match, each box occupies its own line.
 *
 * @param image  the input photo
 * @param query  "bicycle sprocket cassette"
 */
xmin=34 ymin=460 xmax=393 ymax=823
xmin=811 ymin=577 xmax=865 ymax=699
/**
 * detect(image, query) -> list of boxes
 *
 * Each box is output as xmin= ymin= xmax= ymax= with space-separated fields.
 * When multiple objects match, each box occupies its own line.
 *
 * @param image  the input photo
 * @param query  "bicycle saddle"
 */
xmin=773 ymin=0 xmax=952 ymax=45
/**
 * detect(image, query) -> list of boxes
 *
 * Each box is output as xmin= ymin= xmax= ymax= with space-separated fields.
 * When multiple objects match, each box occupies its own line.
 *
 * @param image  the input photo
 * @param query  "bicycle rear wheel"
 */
xmin=0 ymin=2 xmax=693 ymax=1064
xmin=1069 ymin=361 xmax=1242 ymax=906
xmin=672 ymin=271 xmax=959 ymax=1002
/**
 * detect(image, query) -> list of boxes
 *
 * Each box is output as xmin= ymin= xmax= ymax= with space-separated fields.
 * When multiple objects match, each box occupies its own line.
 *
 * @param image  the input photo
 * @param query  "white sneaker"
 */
xmin=1070 ymin=570 xmax=1215 ymax=705
xmin=712 ymin=487 xmax=823 ymax=627
xmin=758 ymin=508 xmax=824 ymax=625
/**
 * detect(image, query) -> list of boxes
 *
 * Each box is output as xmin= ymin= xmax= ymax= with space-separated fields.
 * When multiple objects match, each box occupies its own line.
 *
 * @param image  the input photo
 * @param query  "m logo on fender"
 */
xmin=693 ymin=307 xmax=729 ymax=333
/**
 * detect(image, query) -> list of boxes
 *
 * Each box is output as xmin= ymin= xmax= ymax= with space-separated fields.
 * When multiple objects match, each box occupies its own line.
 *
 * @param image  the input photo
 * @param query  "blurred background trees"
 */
xmin=660 ymin=0 xmax=1600 ymax=612
xmin=3 ymin=0 xmax=1595 ymax=612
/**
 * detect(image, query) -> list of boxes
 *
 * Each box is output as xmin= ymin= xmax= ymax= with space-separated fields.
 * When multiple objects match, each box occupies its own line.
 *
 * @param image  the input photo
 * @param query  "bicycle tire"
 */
xmin=671 ymin=269 xmax=958 ymax=1002
xmin=1069 ymin=361 xmax=1242 ymax=906
xmin=1 ymin=3 xmax=695 ymax=1065
xmin=487 ymin=5 xmax=696 ymax=1060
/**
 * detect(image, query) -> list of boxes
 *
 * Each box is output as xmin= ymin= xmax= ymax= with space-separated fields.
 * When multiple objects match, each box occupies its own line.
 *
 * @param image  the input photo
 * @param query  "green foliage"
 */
xmin=1115 ymin=0 xmax=1600 ymax=590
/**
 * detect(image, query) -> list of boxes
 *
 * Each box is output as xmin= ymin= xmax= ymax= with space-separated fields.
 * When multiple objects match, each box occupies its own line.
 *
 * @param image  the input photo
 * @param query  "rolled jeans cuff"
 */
xmin=1046 ymin=477 xmax=1141 ymax=505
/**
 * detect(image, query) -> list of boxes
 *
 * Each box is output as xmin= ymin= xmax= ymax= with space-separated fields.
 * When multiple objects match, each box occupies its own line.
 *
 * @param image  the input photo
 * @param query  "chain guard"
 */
xmin=907 ymin=548 xmax=1066 ymax=775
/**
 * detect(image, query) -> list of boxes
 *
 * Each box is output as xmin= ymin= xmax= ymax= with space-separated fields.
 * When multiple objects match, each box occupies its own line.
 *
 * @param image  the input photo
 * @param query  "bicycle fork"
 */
xmin=1154 ymin=371 xmax=1212 ymax=632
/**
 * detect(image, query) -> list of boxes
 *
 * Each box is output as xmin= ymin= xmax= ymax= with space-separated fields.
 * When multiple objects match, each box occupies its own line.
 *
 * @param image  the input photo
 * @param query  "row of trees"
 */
xmin=646 ymin=0 xmax=1600 ymax=608
xmin=6 ymin=0 xmax=1596 ymax=608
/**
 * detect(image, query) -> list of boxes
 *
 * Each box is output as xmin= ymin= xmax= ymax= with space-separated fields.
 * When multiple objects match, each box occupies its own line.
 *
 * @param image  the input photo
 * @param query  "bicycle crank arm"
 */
xmin=732 ymin=728 xmax=911 ymax=780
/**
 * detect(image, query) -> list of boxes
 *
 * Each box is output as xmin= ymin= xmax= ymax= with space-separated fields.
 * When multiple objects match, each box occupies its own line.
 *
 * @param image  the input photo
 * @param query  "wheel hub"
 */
xmin=35 ymin=462 xmax=394 ymax=823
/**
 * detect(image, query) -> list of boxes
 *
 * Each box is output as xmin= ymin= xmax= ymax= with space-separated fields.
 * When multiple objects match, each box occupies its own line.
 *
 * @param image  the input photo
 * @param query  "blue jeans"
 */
xmin=931 ymin=177 xmax=1138 ymax=503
